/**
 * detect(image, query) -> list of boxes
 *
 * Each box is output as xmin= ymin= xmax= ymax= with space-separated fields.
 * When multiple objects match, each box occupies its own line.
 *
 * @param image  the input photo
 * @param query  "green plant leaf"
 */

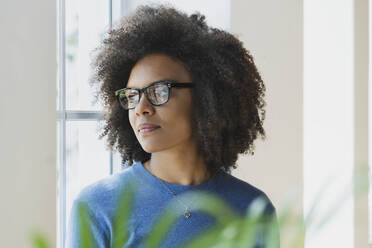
xmin=112 ymin=181 xmax=138 ymax=248
xmin=30 ymin=230 xmax=50 ymax=248
xmin=77 ymin=201 xmax=95 ymax=248
xmin=182 ymin=222 xmax=233 ymax=248
xmin=143 ymin=191 xmax=240 ymax=248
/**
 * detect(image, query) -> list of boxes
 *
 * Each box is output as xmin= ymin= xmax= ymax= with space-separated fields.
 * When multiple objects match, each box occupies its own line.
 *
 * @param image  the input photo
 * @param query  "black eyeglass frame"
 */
xmin=114 ymin=80 xmax=195 ymax=110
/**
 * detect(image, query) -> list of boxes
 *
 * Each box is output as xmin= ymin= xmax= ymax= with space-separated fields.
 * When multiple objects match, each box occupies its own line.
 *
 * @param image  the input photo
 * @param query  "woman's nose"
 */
xmin=135 ymin=92 xmax=155 ymax=116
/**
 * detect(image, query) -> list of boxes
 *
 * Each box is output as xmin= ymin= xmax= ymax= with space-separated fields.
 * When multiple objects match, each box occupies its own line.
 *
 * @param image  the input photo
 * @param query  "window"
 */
xmin=57 ymin=1 xmax=230 ymax=247
xmin=57 ymin=0 xmax=121 ymax=247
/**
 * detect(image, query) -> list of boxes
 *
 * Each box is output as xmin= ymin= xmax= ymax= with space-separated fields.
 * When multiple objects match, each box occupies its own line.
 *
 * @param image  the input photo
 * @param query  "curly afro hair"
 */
xmin=90 ymin=3 xmax=266 ymax=175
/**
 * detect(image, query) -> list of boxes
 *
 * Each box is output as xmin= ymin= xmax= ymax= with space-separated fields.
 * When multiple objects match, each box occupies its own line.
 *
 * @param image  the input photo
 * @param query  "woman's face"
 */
xmin=127 ymin=53 xmax=195 ymax=153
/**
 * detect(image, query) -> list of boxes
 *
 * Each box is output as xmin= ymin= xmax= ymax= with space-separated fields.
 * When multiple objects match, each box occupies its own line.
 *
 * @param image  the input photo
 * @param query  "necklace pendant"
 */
xmin=184 ymin=211 xmax=191 ymax=218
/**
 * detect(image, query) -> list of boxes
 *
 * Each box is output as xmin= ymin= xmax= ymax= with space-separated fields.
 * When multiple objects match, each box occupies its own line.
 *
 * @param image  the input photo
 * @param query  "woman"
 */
xmin=66 ymin=3 xmax=280 ymax=248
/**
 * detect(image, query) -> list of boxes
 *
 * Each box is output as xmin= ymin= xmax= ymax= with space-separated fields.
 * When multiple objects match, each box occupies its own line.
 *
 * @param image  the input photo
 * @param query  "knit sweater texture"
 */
xmin=65 ymin=161 xmax=280 ymax=248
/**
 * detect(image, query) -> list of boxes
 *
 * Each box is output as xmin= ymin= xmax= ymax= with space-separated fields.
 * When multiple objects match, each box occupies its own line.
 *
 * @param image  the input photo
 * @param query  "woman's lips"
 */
xmin=139 ymin=126 xmax=161 ymax=134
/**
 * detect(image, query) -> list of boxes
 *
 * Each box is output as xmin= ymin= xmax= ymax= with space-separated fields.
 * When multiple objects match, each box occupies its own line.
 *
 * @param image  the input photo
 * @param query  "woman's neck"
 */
xmin=142 ymin=156 xmax=211 ymax=186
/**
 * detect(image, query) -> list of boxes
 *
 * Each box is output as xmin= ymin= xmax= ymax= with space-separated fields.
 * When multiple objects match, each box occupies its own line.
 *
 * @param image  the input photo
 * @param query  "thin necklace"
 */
xmin=149 ymin=164 xmax=217 ymax=219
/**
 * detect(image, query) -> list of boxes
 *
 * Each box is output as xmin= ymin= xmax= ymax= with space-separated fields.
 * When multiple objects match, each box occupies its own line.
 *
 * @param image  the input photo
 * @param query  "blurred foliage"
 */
xmin=30 ymin=164 xmax=370 ymax=248
xmin=30 ymin=230 xmax=50 ymax=248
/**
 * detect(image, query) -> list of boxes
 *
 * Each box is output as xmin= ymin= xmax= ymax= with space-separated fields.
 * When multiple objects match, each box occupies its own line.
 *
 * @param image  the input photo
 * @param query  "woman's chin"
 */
xmin=141 ymin=144 xmax=161 ymax=153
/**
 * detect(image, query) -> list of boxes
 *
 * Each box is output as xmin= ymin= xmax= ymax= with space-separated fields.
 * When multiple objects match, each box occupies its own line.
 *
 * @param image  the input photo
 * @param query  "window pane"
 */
xmin=65 ymin=121 xmax=111 ymax=228
xmin=65 ymin=0 xmax=110 ymax=111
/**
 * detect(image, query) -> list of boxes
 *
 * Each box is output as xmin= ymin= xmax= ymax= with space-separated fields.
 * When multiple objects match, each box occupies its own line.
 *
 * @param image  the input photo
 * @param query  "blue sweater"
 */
xmin=65 ymin=161 xmax=280 ymax=248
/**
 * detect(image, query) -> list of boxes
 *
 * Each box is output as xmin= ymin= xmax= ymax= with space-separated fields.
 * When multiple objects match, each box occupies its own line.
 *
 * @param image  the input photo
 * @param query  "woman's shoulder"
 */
xmin=72 ymin=165 xmax=137 ymax=210
xmin=217 ymin=171 xmax=276 ymax=215
xmin=218 ymin=171 xmax=268 ymax=196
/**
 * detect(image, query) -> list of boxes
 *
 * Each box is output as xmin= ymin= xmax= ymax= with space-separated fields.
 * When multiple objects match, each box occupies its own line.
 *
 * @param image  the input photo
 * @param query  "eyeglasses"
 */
xmin=114 ymin=80 xmax=194 ymax=110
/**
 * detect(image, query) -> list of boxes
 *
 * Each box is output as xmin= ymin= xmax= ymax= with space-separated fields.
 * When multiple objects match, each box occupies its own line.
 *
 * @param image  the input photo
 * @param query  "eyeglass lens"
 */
xmin=118 ymin=83 xmax=169 ymax=109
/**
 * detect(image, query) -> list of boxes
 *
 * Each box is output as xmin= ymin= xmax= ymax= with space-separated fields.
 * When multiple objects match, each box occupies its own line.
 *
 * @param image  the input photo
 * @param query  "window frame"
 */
xmin=57 ymin=1 xmax=117 ymax=247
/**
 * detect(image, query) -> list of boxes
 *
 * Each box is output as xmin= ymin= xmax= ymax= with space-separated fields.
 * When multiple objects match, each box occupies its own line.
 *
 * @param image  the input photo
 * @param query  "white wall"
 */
xmin=0 ymin=0 xmax=57 ymax=247
xmin=355 ymin=0 xmax=369 ymax=247
xmin=231 ymin=1 xmax=304 ymax=247
xmin=303 ymin=1 xmax=355 ymax=247
xmin=232 ymin=1 xmax=369 ymax=248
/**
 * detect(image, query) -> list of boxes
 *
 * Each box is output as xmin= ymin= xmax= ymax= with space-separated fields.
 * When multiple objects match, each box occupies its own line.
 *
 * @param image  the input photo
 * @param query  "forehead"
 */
xmin=126 ymin=53 xmax=191 ymax=88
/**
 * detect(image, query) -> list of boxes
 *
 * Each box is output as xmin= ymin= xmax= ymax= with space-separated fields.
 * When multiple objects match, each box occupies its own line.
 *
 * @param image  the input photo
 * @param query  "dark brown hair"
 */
xmin=90 ymin=3 xmax=266 ymax=175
